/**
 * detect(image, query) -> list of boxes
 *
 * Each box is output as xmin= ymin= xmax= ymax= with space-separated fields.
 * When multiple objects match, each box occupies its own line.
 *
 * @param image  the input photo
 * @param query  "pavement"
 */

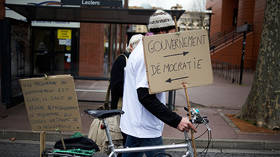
xmin=0 ymin=72 xmax=280 ymax=154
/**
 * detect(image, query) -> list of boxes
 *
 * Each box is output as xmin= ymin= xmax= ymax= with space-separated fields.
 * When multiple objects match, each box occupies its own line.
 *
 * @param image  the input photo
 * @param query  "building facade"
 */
xmin=0 ymin=0 xmax=125 ymax=106
xmin=207 ymin=0 xmax=266 ymax=69
xmin=3 ymin=0 xmax=124 ymax=79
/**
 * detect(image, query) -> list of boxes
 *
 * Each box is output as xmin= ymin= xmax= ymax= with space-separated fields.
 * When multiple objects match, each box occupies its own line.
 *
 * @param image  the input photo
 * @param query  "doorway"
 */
xmin=32 ymin=27 xmax=79 ymax=76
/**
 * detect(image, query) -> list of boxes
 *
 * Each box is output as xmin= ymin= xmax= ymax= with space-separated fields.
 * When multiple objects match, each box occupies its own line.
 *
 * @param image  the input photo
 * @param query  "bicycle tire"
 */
xmin=153 ymin=152 xmax=172 ymax=157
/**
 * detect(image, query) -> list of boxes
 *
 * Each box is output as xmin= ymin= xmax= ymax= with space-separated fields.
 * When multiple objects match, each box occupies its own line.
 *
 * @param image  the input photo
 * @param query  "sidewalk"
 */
xmin=163 ymin=72 xmax=280 ymax=151
xmin=0 ymin=72 xmax=280 ymax=151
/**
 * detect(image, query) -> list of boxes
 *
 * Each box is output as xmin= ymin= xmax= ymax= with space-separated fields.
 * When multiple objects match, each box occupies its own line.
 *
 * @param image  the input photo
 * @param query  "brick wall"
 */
xmin=207 ymin=0 xmax=239 ymax=36
xmin=207 ymin=0 xmax=265 ymax=70
xmin=237 ymin=0 xmax=255 ymax=26
xmin=0 ymin=0 xmax=5 ymax=20
xmin=79 ymin=23 xmax=105 ymax=77
xmin=251 ymin=0 xmax=266 ymax=69
xmin=207 ymin=0 xmax=223 ymax=36
xmin=221 ymin=0 xmax=238 ymax=33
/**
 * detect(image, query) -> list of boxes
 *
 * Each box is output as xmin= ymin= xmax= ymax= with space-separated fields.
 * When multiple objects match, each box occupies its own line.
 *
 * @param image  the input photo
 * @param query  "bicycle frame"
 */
xmin=102 ymin=119 xmax=195 ymax=157
xmin=44 ymin=108 xmax=211 ymax=157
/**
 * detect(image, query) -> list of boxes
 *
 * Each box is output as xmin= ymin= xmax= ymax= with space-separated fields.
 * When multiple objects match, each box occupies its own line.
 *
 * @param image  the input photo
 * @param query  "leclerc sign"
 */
xmin=61 ymin=0 xmax=122 ymax=7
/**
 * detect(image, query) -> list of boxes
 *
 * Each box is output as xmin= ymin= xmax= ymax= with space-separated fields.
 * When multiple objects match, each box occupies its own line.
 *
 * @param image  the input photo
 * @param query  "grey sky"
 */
xmin=128 ymin=0 xmax=206 ymax=11
xmin=6 ymin=0 xmax=206 ymax=11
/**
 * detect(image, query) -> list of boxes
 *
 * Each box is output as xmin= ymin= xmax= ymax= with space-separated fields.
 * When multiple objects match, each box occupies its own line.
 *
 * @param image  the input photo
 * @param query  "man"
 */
xmin=110 ymin=34 xmax=143 ymax=109
xmin=120 ymin=10 xmax=196 ymax=157
xmin=109 ymin=34 xmax=143 ymax=156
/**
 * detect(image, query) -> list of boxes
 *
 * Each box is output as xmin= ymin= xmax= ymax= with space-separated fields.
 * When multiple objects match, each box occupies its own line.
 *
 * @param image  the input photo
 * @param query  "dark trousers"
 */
xmin=121 ymin=135 xmax=164 ymax=157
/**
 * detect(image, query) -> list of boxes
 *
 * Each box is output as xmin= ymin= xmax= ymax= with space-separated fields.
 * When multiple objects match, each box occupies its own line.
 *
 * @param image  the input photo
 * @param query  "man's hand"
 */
xmin=177 ymin=117 xmax=197 ymax=132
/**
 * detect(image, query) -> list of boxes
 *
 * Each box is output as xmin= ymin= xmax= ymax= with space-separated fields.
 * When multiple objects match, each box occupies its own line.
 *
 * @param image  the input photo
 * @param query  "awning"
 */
xmin=5 ymin=4 xmax=185 ymax=24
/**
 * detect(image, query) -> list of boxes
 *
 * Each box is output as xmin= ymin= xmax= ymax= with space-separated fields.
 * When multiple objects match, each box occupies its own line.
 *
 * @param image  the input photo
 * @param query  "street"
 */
xmin=0 ymin=139 xmax=279 ymax=157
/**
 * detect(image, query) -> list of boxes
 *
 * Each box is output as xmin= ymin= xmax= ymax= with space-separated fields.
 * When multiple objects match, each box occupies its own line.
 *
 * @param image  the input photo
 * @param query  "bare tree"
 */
xmin=239 ymin=0 xmax=280 ymax=130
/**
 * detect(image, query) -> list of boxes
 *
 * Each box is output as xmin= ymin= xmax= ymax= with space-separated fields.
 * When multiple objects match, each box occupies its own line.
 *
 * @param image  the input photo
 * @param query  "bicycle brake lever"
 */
xmin=205 ymin=123 xmax=211 ymax=131
xmin=184 ymin=107 xmax=189 ymax=112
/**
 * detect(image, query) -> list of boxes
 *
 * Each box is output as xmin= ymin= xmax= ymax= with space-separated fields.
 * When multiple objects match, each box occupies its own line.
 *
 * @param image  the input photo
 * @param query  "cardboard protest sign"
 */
xmin=143 ymin=30 xmax=213 ymax=94
xmin=19 ymin=75 xmax=82 ymax=131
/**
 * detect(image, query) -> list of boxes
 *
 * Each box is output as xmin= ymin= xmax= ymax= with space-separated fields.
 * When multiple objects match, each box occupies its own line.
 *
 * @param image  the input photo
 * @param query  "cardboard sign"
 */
xmin=143 ymin=30 xmax=213 ymax=94
xmin=19 ymin=75 xmax=82 ymax=131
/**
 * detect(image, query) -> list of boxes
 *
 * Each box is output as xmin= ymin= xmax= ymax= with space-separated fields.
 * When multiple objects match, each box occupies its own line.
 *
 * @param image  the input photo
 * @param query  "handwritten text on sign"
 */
xmin=19 ymin=75 xmax=82 ymax=131
xmin=143 ymin=30 xmax=213 ymax=94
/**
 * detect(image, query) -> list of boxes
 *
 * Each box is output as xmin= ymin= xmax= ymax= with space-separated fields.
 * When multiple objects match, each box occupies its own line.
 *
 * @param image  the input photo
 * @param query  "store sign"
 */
xmin=57 ymin=29 xmax=72 ymax=39
xmin=32 ymin=21 xmax=80 ymax=28
xmin=61 ymin=0 xmax=122 ymax=7
xmin=59 ymin=39 xmax=71 ymax=46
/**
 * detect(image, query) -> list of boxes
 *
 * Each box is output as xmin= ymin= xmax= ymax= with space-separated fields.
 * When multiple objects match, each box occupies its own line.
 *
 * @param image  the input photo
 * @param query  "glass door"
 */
xmin=32 ymin=27 xmax=79 ymax=76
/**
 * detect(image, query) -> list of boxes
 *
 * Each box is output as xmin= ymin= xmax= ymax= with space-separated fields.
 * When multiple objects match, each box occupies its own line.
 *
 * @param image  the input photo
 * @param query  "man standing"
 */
xmin=109 ymin=34 xmax=143 ymax=155
xmin=120 ymin=10 xmax=196 ymax=157
xmin=110 ymin=34 xmax=143 ymax=110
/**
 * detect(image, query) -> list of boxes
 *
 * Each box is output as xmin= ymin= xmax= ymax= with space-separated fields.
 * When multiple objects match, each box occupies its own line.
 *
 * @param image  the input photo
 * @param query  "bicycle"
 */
xmin=43 ymin=107 xmax=211 ymax=157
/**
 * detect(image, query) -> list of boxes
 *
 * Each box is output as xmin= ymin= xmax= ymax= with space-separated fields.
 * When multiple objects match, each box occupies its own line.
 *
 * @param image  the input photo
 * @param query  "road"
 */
xmin=0 ymin=139 xmax=279 ymax=157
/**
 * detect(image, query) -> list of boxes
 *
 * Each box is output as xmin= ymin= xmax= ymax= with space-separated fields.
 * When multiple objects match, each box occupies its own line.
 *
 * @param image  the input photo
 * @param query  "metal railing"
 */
xmin=212 ymin=60 xmax=255 ymax=84
xmin=210 ymin=24 xmax=253 ymax=53
xmin=210 ymin=30 xmax=243 ymax=53
xmin=212 ymin=60 xmax=241 ymax=84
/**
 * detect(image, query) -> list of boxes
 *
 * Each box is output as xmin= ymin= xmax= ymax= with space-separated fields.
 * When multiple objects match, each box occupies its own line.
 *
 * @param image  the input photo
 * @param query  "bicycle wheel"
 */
xmin=153 ymin=152 xmax=172 ymax=157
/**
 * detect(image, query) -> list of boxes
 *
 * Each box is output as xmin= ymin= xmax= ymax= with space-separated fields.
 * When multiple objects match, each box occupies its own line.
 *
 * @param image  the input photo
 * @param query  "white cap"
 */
xmin=148 ymin=9 xmax=175 ymax=30
xmin=126 ymin=34 xmax=143 ymax=53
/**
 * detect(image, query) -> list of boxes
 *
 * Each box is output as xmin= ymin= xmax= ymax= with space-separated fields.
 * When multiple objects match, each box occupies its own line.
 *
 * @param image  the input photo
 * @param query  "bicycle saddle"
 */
xmin=84 ymin=109 xmax=124 ymax=119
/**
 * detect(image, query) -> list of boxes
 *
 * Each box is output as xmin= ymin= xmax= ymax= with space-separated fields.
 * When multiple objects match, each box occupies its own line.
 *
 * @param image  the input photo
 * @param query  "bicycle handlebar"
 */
xmin=184 ymin=107 xmax=209 ymax=125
